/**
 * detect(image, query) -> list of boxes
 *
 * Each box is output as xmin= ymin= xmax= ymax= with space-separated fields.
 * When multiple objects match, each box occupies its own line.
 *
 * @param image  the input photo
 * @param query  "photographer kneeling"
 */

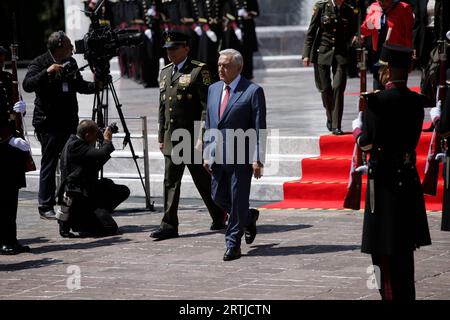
xmin=57 ymin=120 xmax=130 ymax=237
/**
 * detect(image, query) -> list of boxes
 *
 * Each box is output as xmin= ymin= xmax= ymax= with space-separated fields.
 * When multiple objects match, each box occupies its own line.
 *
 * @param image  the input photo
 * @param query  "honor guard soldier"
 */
xmin=221 ymin=0 xmax=259 ymax=80
xmin=352 ymin=44 xmax=432 ymax=300
xmin=0 ymin=46 xmax=31 ymax=255
xmin=359 ymin=0 xmax=414 ymax=90
xmin=303 ymin=0 xmax=358 ymax=135
xmin=150 ymin=31 xmax=226 ymax=240
xmin=191 ymin=0 xmax=223 ymax=81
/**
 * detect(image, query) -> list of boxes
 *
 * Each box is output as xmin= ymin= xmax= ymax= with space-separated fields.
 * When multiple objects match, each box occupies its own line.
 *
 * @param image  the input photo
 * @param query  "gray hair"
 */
xmin=219 ymin=49 xmax=244 ymax=67
xmin=47 ymin=30 xmax=67 ymax=52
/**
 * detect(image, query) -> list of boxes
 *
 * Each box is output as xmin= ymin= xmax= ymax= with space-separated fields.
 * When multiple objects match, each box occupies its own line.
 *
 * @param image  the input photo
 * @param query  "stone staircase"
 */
xmin=23 ymin=132 xmax=319 ymax=201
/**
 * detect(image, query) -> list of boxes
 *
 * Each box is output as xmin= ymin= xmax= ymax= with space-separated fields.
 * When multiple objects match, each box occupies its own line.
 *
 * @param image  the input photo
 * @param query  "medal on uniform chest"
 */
xmin=179 ymin=74 xmax=191 ymax=86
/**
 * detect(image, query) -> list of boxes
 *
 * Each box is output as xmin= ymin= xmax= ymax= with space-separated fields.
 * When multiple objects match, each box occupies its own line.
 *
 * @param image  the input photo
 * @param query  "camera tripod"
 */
xmin=92 ymin=74 xmax=155 ymax=211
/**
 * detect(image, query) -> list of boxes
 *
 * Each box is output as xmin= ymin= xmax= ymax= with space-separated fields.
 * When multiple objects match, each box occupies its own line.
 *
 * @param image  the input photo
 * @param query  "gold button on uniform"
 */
xmin=169 ymin=108 xmax=173 ymax=111
xmin=170 ymin=119 xmax=174 ymax=123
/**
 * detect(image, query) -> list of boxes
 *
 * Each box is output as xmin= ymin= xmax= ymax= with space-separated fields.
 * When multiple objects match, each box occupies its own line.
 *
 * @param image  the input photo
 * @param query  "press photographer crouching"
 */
xmin=56 ymin=120 xmax=130 ymax=237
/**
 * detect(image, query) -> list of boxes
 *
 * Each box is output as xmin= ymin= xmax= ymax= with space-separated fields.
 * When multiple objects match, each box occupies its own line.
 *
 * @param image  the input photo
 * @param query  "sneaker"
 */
xmin=39 ymin=209 xmax=57 ymax=220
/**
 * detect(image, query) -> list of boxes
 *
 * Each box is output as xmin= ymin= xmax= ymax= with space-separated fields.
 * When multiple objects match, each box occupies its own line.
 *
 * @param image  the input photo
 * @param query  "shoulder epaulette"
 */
xmin=191 ymin=60 xmax=206 ymax=67
xmin=161 ymin=63 xmax=174 ymax=70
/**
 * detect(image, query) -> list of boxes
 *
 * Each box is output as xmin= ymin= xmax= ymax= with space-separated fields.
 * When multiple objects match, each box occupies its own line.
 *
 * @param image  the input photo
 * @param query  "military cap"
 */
xmin=163 ymin=31 xmax=190 ymax=49
xmin=0 ymin=46 xmax=8 ymax=55
xmin=378 ymin=44 xmax=413 ymax=69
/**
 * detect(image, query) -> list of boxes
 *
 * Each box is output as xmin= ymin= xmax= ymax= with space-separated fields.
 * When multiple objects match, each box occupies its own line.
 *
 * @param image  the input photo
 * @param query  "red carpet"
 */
xmin=263 ymin=122 xmax=443 ymax=211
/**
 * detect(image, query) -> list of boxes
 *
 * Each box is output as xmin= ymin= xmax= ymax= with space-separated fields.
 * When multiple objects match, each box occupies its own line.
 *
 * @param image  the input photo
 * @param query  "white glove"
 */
xmin=194 ymin=25 xmax=202 ymax=36
xmin=435 ymin=152 xmax=446 ymax=162
xmin=355 ymin=165 xmax=368 ymax=175
xmin=206 ymin=29 xmax=218 ymax=43
xmin=8 ymin=137 xmax=30 ymax=152
xmin=234 ymin=28 xmax=243 ymax=41
xmin=366 ymin=19 xmax=375 ymax=30
xmin=144 ymin=29 xmax=152 ymax=40
xmin=238 ymin=8 xmax=248 ymax=17
xmin=430 ymin=100 xmax=442 ymax=122
xmin=352 ymin=111 xmax=363 ymax=130
xmin=147 ymin=7 xmax=156 ymax=17
xmin=13 ymin=100 xmax=26 ymax=114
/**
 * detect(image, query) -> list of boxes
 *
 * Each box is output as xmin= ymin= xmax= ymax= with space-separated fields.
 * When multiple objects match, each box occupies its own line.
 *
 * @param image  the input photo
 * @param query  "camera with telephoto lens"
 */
xmin=98 ymin=122 xmax=119 ymax=141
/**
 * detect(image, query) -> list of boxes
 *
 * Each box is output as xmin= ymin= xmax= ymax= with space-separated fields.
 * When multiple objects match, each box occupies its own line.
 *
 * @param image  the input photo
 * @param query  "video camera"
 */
xmin=74 ymin=0 xmax=142 ymax=80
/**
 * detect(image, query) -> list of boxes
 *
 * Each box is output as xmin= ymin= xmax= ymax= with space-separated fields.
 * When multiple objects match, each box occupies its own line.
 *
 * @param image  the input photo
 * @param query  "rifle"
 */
xmin=10 ymin=14 xmax=36 ymax=172
xmin=344 ymin=4 xmax=367 ymax=210
xmin=422 ymin=35 xmax=448 ymax=195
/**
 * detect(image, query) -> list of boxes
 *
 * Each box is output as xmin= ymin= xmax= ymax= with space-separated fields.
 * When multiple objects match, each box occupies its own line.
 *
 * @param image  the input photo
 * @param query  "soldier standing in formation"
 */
xmin=150 ymin=31 xmax=226 ymax=240
xmin=0 ymin=46 xmax=31 ymax=255
xmin=352 ymin=44 xmax=432 ymax=300
xmin=359 ymin=0 xmax=414 ymax=90
xmin=303 ymin=0 xmax=358 ymax=135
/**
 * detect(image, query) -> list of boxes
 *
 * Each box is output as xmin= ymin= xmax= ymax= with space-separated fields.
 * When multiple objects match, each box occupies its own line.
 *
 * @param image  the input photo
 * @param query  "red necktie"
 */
xmin=219 ymin=86 xmax=230 ymax=119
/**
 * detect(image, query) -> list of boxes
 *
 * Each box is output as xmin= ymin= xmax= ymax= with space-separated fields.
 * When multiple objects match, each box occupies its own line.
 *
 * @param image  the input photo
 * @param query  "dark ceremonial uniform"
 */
xmin=142 ymin=0 xmax=164 ymax=87
xmin=303 ymin=0 xmax=357 ymax=134
xmin=191 ymin=0 xmax=223 ymax=81
xmin=160 ymin=0 xmax=199 ymax=59
xmin=156 ymin=32 xmax=225 ymax=235
xmin=0 ymin=68 xmax=27 ymax=252
xmin=355 ymin=45 xmax=432 ymax=300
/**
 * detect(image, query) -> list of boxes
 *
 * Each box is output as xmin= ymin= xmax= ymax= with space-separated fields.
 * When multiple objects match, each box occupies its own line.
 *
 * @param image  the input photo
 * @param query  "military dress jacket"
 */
xmin=303 ymin=0 xmax=357 ymax=65
xmin=158 ymin=59 xmax=211 ymax=155
xmin=357 ymin=85 xmax=432 ymax=255
xmin=0 ymin=71 xmax=26 ymax=189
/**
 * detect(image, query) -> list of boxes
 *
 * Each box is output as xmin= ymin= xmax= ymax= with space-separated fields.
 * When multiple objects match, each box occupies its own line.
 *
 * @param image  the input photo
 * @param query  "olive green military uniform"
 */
xmin=158 ymin=59 xmax=224 ymax=230
xmin=303 ymin=0 xmax=357 ymax=133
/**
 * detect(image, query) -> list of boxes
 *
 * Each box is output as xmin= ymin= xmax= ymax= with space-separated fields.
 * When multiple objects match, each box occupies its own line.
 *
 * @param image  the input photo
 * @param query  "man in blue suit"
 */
xmin=203 ymin=49 xmax=267 ymax=261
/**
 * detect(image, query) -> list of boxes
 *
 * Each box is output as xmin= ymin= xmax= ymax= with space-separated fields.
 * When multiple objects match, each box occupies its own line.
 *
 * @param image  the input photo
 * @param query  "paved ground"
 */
xmin=1 ymin=191 xmax=450 ymax=300
xmin=4 ymin=67 xmax=446 ymax=302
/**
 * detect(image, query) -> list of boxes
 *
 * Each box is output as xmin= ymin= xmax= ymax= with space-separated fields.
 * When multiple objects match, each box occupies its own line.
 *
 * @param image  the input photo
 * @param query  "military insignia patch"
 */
xmin=201 ymin=70 xmax=211 ymax=85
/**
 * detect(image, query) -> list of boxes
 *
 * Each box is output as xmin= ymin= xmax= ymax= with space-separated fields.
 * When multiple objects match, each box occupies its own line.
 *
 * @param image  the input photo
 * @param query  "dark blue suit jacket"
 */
xmin=204 ymin=77 xmax=266 ymax=167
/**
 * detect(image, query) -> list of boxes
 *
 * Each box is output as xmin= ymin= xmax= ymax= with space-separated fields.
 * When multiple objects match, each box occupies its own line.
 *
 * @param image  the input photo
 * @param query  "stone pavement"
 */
xmin=1 ymin=191 xmax=450 ymax=300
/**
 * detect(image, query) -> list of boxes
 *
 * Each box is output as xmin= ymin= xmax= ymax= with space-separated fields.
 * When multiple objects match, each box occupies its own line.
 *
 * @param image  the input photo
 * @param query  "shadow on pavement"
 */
xmin=0 ymin=258 xmax=64 ymax=272
xmin=22 ymin=236 xmax=131 ymax=254
xmin=118 ymin=224 xmax=159 ymax=234
xmin=257 ymin=224 xmax=313 ymax=234
xmin=246 ymin=243 xmax=360 ymax=257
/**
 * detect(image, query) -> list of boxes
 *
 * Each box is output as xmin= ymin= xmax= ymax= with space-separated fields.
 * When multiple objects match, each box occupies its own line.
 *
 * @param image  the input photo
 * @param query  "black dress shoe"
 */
xmin=245 ymin=208 xmax=259 ymax=245
xmin=223 ymin=247 xmax=241 ymax=261
xmin=210 ymin=222 xmax=226 ymax=231
xmin=0 ymin=243 xmax=31 ymax=255
xmin=39 ymin=209 xmax=57 ymax=220
xmin=332 ymin=128 xmax=344 ymax=136
xmin=326 ymin=120 xmax=332 ymax=132
xmin=150 ymin=228 xmax=179 ymax=240
xmin=58 ymin=221 xmax=77 ymax=238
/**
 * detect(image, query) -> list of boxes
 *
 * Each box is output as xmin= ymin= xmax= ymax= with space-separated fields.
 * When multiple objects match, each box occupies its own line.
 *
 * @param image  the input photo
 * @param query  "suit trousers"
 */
xmin=314 ymin=60 xmax=347 ymax=130
xmin=161 ymin=155 xmax=223 ymax=229
xmin=0 ymin=187 xmax=18 ymax=245
xmin=211 ymin=164 xmax=253 ymax=249
xmin=37 ymin=131 xmax=71 ymax=211
xmin=371 ymin=251 xmax=416 ymax=300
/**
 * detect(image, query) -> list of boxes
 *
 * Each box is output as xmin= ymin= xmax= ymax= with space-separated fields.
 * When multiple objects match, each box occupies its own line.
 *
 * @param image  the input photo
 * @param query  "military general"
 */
xmin=150 ymin=31 xmax=226 ymax=240
xmin=303 ymin=0 xmax=357 ymax=135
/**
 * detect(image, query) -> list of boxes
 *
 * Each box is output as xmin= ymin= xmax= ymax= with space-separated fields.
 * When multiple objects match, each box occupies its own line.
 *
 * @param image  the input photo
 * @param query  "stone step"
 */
xmin=29 ymin=149 xmax=315 ymax=178
xmin=23 ymin=171 xmax=291 ymax=201
xmin=27 ymin=133 xmax=320 ymax=156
